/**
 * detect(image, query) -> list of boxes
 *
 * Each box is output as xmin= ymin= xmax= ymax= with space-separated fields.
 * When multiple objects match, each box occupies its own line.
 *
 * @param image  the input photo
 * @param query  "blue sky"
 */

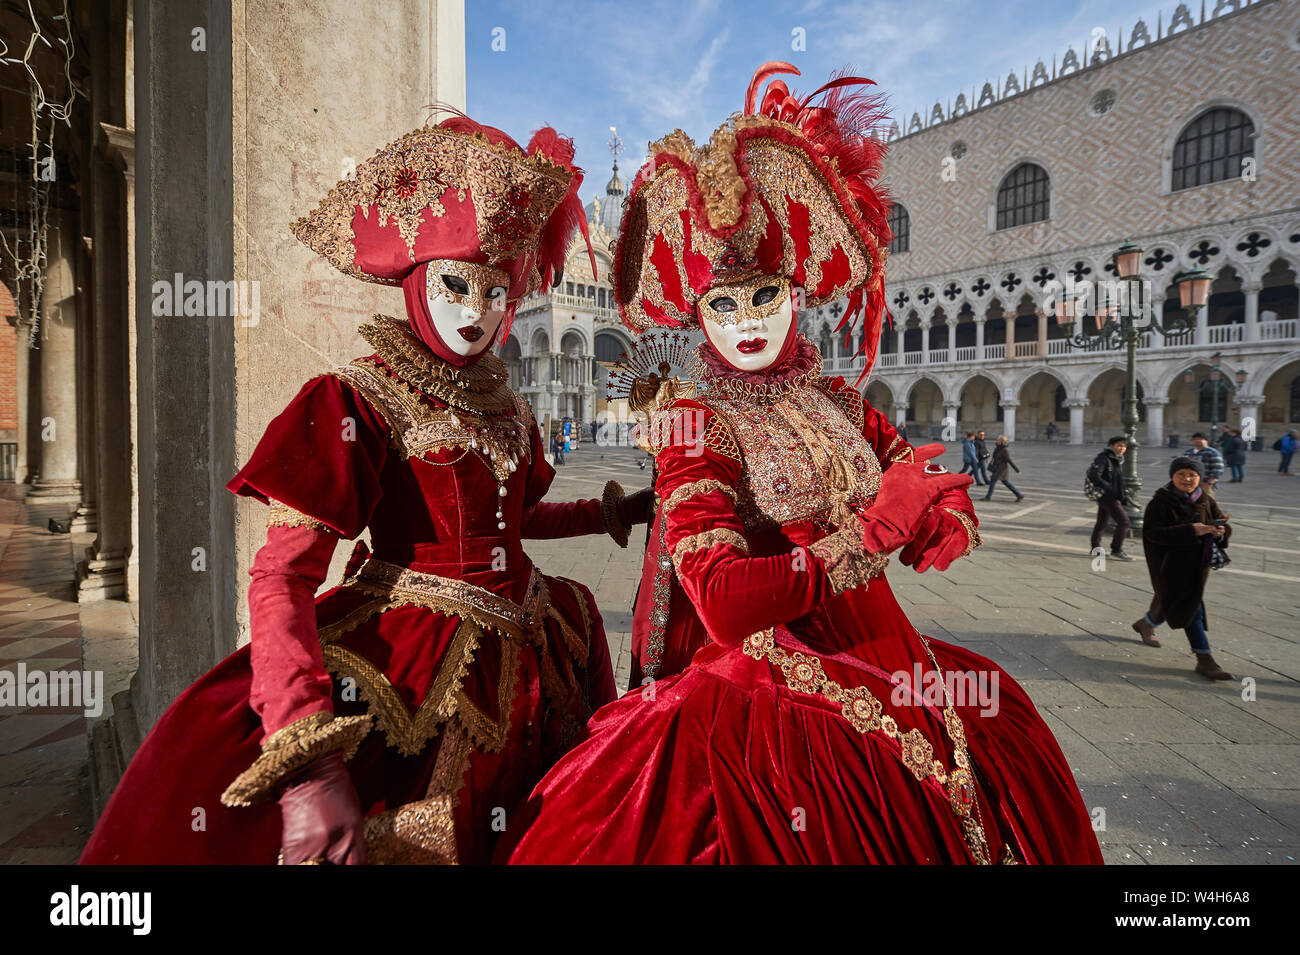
xmin=466 ymin=0 xmax=1178 ymax=200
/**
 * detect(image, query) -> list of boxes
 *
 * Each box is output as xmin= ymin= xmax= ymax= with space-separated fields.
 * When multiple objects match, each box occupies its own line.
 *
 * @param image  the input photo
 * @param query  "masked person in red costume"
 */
xmin=502 ymin=65 xmax=1103 ymax=865
xmin=81 ymin=115 xmax=652 ymax=865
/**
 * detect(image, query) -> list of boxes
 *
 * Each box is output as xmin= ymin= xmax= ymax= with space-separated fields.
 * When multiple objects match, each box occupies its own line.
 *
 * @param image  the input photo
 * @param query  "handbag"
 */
xmin=1209 ymin=541 xmax=1231 ymax=570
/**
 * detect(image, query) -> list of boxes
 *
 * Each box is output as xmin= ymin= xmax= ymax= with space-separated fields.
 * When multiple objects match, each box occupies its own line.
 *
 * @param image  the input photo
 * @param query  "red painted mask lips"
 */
xmin=737 ymin=337 xmax=768 ymax=354
xmin=457 ymin=325 xmax=485 ymax=343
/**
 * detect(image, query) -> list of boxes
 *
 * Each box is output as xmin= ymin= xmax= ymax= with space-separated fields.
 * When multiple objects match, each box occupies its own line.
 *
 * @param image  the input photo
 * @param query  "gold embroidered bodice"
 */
xmin=336 ymin=315 xmax=535 ymax=486
xmin=703 ymin=382 xmax=882 ymax=534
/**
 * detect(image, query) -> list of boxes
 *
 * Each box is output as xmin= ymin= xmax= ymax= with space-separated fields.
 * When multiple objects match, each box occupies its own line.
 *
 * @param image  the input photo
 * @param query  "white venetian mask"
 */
xmin=698 ymin=276 xmax=796 ymax=372
xmin=424 ymin=258 xmax=510 ymax=357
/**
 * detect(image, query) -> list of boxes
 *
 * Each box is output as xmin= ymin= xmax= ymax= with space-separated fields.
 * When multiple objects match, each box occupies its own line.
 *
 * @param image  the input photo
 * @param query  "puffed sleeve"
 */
xmin=657 ymin=400 xmax=849 ymax=645
xmin=226 ymin=374 xmax=391 ymax=539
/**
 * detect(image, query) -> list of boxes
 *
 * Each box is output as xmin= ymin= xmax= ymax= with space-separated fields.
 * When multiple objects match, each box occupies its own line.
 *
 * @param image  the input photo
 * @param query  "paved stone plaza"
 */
xmin=0 ymin=438 xmax=1294 ymax=864
xmin=528 ymin=438 xmax=1300 ymax=865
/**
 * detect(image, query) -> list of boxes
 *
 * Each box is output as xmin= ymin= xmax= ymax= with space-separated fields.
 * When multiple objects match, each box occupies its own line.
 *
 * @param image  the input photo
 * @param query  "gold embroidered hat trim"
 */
xmin=221 ymin=711 xmax=374 ymax=807
xmin=291 ymin=123 xmax=573 ymax=290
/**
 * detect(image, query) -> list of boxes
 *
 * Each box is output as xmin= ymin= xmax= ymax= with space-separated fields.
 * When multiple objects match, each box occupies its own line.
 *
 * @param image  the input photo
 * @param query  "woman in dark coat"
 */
xmin=982 ymin=435 xmax=1024 ymax=501
xmin=1223 ymin=429 xmax=1247 ymax=482
xmin=1132 ymin=456 xmax=1233 ymax=680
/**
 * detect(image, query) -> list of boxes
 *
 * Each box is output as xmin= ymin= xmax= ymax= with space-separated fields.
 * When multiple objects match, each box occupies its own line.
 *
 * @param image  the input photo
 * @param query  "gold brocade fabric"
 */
xmin=334 ymin=317 xmax=533 ymax=486
xmin=700 ymin=379 xmax=883 ymax=535
xmin=741 ymin=628 xmax=993 ymax=865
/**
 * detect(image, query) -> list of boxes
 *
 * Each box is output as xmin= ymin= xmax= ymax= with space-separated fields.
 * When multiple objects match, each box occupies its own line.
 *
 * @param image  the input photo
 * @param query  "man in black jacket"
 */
xmin=973 ymin=430 xmax=991 ymax=485
xmin=1089 ymin=436 xmax=1133 ymax=560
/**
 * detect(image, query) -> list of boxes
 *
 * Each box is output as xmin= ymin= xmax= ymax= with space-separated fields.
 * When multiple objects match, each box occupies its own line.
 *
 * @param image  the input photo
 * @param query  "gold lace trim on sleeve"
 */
xmin=220 ymin=711 xmax=373 ymax=808
xmin=809 ymin=526 xmax=889 ymax=595
xmin=669 ymin=527 xmax=748 ymax=571
xmin=267 ymin=500 xmax=335 ymax=534
xmin=883 ymin=434 xmax=915 ymax=466
xmin=661 ymin=478 xmax=736 ymax=517
xmin=943 ymin=507 xmax=983 ymax=559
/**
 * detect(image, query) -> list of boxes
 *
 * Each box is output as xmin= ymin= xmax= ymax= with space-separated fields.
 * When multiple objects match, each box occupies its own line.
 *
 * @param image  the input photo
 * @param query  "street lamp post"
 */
xmin=1053 ymin=241 xmax=1147 ymax=530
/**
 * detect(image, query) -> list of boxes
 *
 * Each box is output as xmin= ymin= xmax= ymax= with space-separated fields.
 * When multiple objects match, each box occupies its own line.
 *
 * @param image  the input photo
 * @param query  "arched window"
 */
xmin=597 ymin=287 xmax=607 ymax=307
xmin=1197 ymin=378 xmax=1230 ymax=423
xmin=887 ymin=203 xmax=910 ymax=254
xmin=594 ymin=332 xmax=624 ymax=364
xmin=1172 ymin=107 xmax=1254 ymax=191
xmin=1289 ymin=375 xmax=1300 ymax=422
xmin=995 ymin=162 xmax=1050 ymax=230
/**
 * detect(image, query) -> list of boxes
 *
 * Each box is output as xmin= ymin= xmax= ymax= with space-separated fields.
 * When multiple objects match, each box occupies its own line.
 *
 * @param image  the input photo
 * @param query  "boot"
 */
xmin=1132 ymin=617 xmax=1160 ymax=647
xmin=1194 ymin=653 xmax=1233 ymax=681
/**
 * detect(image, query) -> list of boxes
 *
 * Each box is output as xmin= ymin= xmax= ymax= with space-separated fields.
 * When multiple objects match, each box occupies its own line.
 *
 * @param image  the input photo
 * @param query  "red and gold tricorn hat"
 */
xmin=292 ymin=112 xmax=595 ymax=302
xmin=614 ymin=63 xmax=893 ymax=371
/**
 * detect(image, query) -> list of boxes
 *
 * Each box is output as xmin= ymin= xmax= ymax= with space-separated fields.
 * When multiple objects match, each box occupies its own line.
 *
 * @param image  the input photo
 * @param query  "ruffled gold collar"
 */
xmin=358 ymin=315 xmax=514 ymax=415
xmin=694 ymin=336 xmax=824 ymax=403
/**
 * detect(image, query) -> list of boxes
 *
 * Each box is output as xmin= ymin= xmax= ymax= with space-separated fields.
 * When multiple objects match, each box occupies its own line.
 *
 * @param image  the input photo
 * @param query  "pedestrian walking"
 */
xmin=1185 ymin=432 xmax=1224 ymax=493
xmin=1274 ymin=430 xmax=1297 ymax=474
xmin=1087 ymin=436 xmax=1133 ymax=560
xmin=1223 ymin=428 xmax=1247 ymax=482
xmin=960 ymin=431 xmax=983 ymax=483
xmin=551 ymin=432 xmax=566 ymax=466
xmin=974 ymin=429 xmax=991 ymax=485
xmin=1045 ymin=421 xmax=1058 ymax=441
xmin=982 ymin=436 xmax=1023 ymax=501
xmin=1131 ymin=456 xmax=1234 ymax=681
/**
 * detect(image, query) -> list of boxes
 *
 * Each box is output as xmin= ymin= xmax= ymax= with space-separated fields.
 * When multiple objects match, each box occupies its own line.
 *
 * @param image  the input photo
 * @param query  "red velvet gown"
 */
xmin=82 ymin=316 xmax=618 ymax=864
xmin=504 ymin=343 xmax=1103 ymax=864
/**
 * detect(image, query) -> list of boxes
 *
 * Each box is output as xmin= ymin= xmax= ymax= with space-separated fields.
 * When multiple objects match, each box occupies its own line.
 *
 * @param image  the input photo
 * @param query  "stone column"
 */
xmin=1065 ymin=398 xmax=1088 ymax=445
xmin=1143 ymin=396 xmax=1168 ymax=449
xmin=896 ymin=325 xmax=905 ymax=361
xmin=1036 ymin=307 xmax=1048 ymax=358
xmin=28 ymin=212 xmax=82 ymax=506
xmin=1243 ymin=283 xmax=1260 ymax=343
xmin=920 ymin=318 xmax=931 ymax=364
xmin=974 ymin=316 xmax=986 ymax=360
xmin=1195 ymin=298 xmax=1209 ymax=345
xmin=1001 ymin=400 xmax=1019 ymax=442
xmin=947 ymin=319 xmax=956 ymax=356
xmin=944 ymin=403 xmax=959 ymax=439
xmin=79 ymin=118 xmax=135 ymax=600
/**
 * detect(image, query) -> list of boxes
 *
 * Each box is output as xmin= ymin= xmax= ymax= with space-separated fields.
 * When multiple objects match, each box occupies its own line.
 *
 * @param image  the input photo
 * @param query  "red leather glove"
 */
xmin=278 ymin=753 xmax=367 ymax=865
xmin=859 ymin=443 xmax=974 ymax=555
xmin=617 ymin=487 xmax=656 ymax=526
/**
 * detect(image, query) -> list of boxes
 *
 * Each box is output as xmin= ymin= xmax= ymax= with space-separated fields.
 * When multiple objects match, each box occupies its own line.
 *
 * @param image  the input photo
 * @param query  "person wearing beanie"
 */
xmin=1132 ymin=456 xmax=1234 ymax=681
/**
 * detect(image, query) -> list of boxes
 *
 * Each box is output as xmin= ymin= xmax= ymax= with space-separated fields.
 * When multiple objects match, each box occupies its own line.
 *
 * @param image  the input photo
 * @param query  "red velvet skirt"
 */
xmin=502 ymin=576 xmax=1104 ymax=865
xmin=80 ymin=572 xmax=610 ymax=865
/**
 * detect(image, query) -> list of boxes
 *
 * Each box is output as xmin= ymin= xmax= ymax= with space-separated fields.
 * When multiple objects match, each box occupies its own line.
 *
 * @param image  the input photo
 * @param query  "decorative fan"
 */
xmin=605 ymin=329 xmax=698 ymax=413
